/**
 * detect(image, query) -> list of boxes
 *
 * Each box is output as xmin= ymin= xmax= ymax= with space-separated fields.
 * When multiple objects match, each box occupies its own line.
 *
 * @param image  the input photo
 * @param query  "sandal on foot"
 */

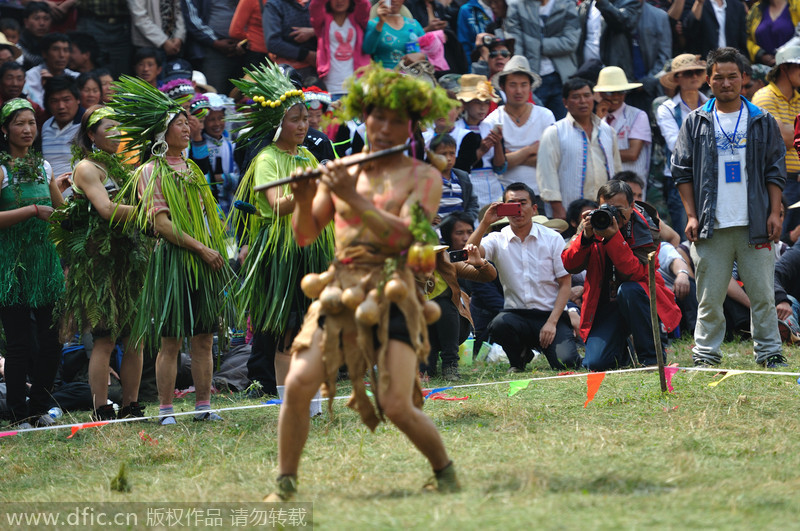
xmin=264 ymin=475 xmax=297 ymax=502
xmin=424 ymin=461 xmax=461 ymax=493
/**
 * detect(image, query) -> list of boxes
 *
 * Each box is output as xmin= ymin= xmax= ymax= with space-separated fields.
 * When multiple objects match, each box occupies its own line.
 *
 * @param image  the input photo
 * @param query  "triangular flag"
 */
xmin=66 ymin=421 xmax=109 ymax=439
xmin=263 ymin=399 xmax=282 ymax=405
xmin=508 ymin=380 xmax=532 ymax=397
xmin=0 ymin=430 xmax=19 ymax=438
xmin=424 ymin=386 xmax=453 ymax=399
xmin=429 ymin=394 xmax=469 ymax=401
xmin=708 ymin=370 xmax=744 ymax=387
xmin=664 ymin=366 xmax=679 ymax=392
xmin=584 ymin=372 xmax=606 ymax=407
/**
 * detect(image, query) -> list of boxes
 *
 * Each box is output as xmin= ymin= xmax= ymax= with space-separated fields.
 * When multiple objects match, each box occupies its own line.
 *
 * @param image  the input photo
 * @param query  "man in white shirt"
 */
xmin=23 ymin=33 xmax=79 ymax=107
xmin=467 ymin=182 xmax=581 ymax=372
xmin=480 ymin=55 xmax=555 ymax=194
xmin=41 ymin=76 xmax=82 ymax=177
xmin=537 ymin=77 xmax=621 ymax=220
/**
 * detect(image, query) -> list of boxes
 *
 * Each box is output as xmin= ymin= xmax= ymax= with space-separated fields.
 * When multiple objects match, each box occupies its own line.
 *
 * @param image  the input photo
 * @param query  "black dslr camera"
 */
xmin=589 ymin=204 xmax=620 ymax=231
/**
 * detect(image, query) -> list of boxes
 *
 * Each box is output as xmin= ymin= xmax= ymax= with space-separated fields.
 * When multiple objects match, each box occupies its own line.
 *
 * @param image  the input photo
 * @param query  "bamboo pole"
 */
xmin=648 ymin=251 xmax=668 ymax=393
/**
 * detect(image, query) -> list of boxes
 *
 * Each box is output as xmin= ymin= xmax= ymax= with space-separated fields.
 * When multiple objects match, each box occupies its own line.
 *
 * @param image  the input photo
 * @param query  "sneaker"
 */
xmin=92 ymin=404 xmax=117 ymax=421
xmin=118 ymin=402 xmax=146 ymax=419
xmin=693 ymin=358 xmax=719 ymax=368
xmin=15 ymin=422 xmax=34 ymax=430
xmin=263 ymin=475 xmax=297 ymax=502
xmin=759 ymin=355 xmax=788 ymax=369
xmin=159 ymin=416 xmax=176 ymax=426
xmin=193 ymin=411 xmax=223 ymax=421
xmin=442 ymin=365 xmax=460 ymax=382
xmin=424 ymin=461 xmax=461 ymax=493
xmin=507 ymin=366 xmax=525 ymax=374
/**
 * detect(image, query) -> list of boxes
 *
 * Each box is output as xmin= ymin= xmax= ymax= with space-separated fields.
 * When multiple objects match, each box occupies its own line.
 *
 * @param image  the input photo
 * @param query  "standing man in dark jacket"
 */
xmin=682 ymin=0 xmax=747 ymax=61
xmin=672 ymin=47 xmax=786 ymax=368
xmin=597 ymin=0 xmax=642 ymax=81
xmin=264 ymin=0 xmax=318 ymax=78
xmin=182 ymin=0 xmax=244 ymax=94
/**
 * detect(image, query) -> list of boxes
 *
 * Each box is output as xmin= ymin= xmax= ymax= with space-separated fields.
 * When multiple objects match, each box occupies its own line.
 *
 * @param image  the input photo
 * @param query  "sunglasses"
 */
xmin=489 ymin=50 xmax=511 ymax=59
xmin=677 ymin=69 xmax=705 ymax=78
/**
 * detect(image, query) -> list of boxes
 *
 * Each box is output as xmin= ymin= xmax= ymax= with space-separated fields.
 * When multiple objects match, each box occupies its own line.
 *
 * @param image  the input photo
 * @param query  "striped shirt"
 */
xmin=41 ymin=115 xmax=81 ymax=177
xmin=752 ymin=82 xmax=800 ymax=173
xmin=438 ymin=171 xmax=464 ymax=217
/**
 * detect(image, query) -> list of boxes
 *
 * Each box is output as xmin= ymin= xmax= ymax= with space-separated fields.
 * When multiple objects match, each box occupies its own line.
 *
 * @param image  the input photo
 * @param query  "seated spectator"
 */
xmin=564 ymin=198 xmax=597 ymax=241
xmin=17 ymin=2 xmax=52 ymax=70
xmin=265 ymin=0 xmax=318 ymax=78
xmin=658 ymin=241 xmax=697 ymax=336
xmin=562 ymin=180 xmax=681 ymax=370
xmin=133 ymin=47 xmax=163 ymax=89
xmin=430 ymin=134 xmax=479 ymax=224
xmin=594 ymin=66 xmax=651 ymax=193
xmin=42 ymin=75 xmax=83 ymax=177
xmin=0 ymin=32 xmax=20 ymax=65
xmin=481 ymin=56 xmax=553 ymax=195
xmin=468 ymin=182 xmax=582 ymax=372
xmin=457 ymin=0 xmax=494 ymax=61
xmin=302 ymin=86 xmax=331 ymax=131
xmin=24 ymin=33 xmax=79 ymax=107
xmin=775 ymin=236 xmax=800 ymax=340
xmin=425 ymin=243 xmax=497 ymax=380
xmin=363 ymin=0 xmax=425 ymax=69
xmin=67 ymin=32 xmax=101 ymax=73
xmin=130 ymin=0 xmax=186 ymax=59
xmin=309 ymin=0 xmax=371 ymax=99
xmin=76 ymin=72 xmax=102 ymax=109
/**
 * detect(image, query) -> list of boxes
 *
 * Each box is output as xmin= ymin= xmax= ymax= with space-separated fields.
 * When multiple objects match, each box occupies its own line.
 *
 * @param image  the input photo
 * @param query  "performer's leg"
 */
xmin=189 ymin=333 xmax=221 ymax=420
xmin=88 ymin=336 xmax=116 ymax=411
xmin=276 ymin=328 xmax=326 ymax=476
xmin=156 ymin=336 xmax=182 ymax=423
xmin=378 ymin=339 xmax=450 ymax=471
xmin=119 ymin=337 xmax=143 ymax=408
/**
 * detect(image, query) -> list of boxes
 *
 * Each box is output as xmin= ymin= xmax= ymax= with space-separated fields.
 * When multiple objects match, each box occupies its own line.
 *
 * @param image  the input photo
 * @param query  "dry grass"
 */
xmin=2 ymin=338 xmax=800 ymax=529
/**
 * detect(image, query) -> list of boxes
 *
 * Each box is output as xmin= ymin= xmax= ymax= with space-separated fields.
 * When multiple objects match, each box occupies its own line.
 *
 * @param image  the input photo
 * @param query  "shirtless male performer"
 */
xmin=264 ymin=65 xmax=462 ymax=500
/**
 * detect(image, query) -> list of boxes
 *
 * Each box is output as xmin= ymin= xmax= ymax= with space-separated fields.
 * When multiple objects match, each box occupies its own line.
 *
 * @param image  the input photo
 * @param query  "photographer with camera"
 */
xmin=562 ymin=180 xmax=681 ymax=371
xmin=467 ymin=182 xmax=582 ymax=372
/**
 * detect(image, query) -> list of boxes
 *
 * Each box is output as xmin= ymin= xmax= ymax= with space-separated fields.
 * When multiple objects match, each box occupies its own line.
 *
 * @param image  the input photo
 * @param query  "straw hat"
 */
xmin=660 ymin=54 xmax=706 ymax=90
xmin=457 ymin=74 xmax=500 ymax=103
xmin=532 ymin=215 xmax=568 ymax=233
xmin=492 ymin=55 xmax=542 ymax=91
xmin=0 ymin=33 xmax=20 ymax=60
xmin=593 ymin=66 xmax=642 ymax=92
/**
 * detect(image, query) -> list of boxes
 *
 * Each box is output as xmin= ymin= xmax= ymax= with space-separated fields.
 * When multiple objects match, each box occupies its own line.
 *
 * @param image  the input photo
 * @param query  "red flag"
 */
xmin=66 ymin=421 xmax=109 ymax=439
xmin=584 ymin=372 xmax=606 ymax=407
xmin=664 ymin=366 xmax=679 ymax=392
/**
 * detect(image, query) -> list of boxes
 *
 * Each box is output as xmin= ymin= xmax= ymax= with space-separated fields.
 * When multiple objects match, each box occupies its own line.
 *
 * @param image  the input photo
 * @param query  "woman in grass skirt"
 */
xmin=232 ymin=63 xmax=334 ymax=404
xmin=110 ymin=77 xmax=236 ymax=425
xmin=50 ymin=105 xmax=150 ymax=421
xmin=0 ymin=98 xmax=64 ymax=428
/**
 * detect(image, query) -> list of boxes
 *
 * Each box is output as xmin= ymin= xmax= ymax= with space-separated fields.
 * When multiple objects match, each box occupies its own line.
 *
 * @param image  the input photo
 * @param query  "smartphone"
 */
xmin=496 ymin=202 xmax=522 ymax=217
xmin=492 ymin=123 xmax=503 ymax=135
xmin=449 ymin=249 xmax=468 ymax=262
xmin=384 ymin=0 xmax=391 ymax=7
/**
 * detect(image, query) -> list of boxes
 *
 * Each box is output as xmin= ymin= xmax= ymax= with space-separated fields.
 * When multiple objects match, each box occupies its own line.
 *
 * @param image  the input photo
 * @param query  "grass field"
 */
xmin=2 ymin=337 xmax=800 ymax=530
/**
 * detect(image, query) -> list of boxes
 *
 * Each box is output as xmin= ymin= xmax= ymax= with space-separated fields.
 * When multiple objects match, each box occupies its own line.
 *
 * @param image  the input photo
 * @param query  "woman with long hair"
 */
xmin=50 ymin=104 xmax=150 ymax=420
xmin=110 ymin=77 xmax=235 ymax=425
xmin=232 ymin=63 xmax=334 ymax=405
xmin=76 ymin=72 xmax=103 ymax=109
xmin=0 ymin=98 xmax=64 ymax=428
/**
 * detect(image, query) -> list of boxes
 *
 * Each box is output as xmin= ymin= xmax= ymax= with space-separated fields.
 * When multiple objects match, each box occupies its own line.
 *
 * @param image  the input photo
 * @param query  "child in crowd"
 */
xmin=201 ymin=94 xmax=239 ymax=217
xmin=0 ymin=18 xmax=20 ymax=44
xmin=430 ymin=133 xmax=479 ymax=224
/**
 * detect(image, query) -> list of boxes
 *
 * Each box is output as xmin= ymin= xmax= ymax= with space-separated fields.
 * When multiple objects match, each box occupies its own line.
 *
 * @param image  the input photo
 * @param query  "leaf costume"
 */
xmin=109 ymin=76 xmax=236 ymax=343
xmin=231 ymin=61 xmax=335 ymax=335
xmin=0 ymin=150 xmax=63 ymax=308
xmin=50 ymin=148 xmax=150 ymax=342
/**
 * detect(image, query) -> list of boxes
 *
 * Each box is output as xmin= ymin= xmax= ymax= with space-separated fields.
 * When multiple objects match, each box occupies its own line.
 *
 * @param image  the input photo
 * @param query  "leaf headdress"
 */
xmin=107 ymin=76 xmax=185 ymax=163
xmin=230 ymin=61 xmax=305 ymax=145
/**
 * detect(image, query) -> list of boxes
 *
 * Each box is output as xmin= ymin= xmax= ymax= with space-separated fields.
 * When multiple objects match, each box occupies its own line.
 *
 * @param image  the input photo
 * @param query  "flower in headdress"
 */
xmin=230 ymin=61 xmax=306 ymax=145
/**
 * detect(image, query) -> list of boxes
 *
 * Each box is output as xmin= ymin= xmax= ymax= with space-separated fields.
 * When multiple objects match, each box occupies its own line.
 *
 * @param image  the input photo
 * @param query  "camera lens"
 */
xmin=590 ymin=209 xmax=612 ymax=231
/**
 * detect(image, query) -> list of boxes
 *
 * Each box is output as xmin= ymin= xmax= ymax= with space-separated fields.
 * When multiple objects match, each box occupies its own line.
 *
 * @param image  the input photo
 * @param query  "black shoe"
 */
xmin=245 ymin=387 xmax=265 ymax=399
xmin=442 ymin=365 xmax=460 ymax=381
xmin=759 ymin=354 xmax=788 ymax=369
xmin=118 ymin=402 xmax=146 ymax=419
xmin=33 ymin=414 xmax=55 ymax=427
xmin=92 ymin=404 xmax=117 ymax=421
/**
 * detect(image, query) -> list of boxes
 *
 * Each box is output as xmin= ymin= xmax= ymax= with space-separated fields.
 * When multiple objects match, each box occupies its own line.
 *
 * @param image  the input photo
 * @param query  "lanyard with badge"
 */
xmin=714 ymin=101 xmax=744 ymax=183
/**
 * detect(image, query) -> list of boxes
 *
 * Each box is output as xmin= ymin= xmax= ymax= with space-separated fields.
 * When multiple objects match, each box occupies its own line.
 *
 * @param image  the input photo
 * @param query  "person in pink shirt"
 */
xmin=309 ymin=0 xmax=371 ymax=98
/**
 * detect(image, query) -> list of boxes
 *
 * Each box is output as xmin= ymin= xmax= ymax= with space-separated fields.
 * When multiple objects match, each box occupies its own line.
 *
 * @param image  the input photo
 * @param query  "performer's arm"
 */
xmin=73 ymin=161 xmax=134 ymax=223
xmin=291 ymin=175 xmax=335 ymax=247
xmin=0 ymin=204 xmax=53 ymax=228
xmin=153 ymin=211 xmax=225 ymax=270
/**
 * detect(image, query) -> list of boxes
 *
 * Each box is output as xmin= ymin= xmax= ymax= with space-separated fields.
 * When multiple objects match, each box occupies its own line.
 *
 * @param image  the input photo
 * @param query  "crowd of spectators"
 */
xmin=1 ymin=0 xmax=800 ymax=422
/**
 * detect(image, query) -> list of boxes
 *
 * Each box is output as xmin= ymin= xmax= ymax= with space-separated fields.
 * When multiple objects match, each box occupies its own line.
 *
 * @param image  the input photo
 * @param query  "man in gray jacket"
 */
xmin=672 ymin=47 xmax=786 ymax=368
xmin=505 ymin=0 xmax=579 ymax=120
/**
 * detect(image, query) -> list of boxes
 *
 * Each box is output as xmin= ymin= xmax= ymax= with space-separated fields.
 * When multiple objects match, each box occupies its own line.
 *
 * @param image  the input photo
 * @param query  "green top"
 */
xmin=253 ymin=144 xmax=317 ymax=221
xmin=0 ymin=154 xmax=64 ymax=307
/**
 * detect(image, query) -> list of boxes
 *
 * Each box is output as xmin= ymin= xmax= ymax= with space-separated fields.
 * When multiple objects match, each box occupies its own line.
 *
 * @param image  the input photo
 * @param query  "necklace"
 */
xmin=505 ymin=104 xmax=530 ymax=126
